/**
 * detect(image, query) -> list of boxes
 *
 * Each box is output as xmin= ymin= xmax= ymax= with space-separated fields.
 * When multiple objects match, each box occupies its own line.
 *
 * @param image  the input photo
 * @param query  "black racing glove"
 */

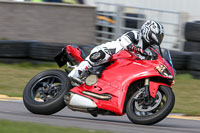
xmin=128 ymin=44 xmax=147 ymax=55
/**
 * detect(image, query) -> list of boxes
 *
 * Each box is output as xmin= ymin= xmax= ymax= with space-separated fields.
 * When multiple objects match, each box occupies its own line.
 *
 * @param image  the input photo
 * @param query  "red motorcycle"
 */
xmin=23 ymin=44 xmax=175 ymax=125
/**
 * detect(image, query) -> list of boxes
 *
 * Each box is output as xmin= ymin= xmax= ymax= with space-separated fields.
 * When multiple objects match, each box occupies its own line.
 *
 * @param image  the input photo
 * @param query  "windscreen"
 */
xmin=161 ymin=48 xmax=176 ymax=74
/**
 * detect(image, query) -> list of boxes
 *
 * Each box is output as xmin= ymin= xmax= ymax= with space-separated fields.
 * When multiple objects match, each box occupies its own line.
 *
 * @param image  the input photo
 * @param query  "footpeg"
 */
xmin=70 ymin=77 xmax=84 ymax=85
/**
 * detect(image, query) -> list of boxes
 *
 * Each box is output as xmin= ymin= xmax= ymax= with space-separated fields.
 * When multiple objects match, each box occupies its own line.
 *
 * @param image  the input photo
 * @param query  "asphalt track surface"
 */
xmin=0 ymin=101 xmax=200 ymax=133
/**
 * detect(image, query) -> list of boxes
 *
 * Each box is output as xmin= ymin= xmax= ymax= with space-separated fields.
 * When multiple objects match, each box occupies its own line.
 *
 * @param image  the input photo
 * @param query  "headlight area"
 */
xmin=85 ymin=74 xmax=99 ymax=86
xmin=155 ymin=64 xmax=173 ymax=79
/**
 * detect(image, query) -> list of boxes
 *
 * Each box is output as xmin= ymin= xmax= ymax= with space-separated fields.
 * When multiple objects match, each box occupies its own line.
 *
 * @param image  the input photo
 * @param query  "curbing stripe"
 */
xmin=167 ymin=115 xmax=200 ymax=121
xmin=0 ymin=94 xmax=200 ymax=121
xmin=0 ymin=94 xmax=22 ymax=101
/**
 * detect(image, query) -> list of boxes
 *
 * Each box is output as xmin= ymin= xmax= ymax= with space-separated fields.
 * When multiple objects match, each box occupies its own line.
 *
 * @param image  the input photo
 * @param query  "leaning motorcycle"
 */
xmin=23 ymin=44 xmax=175 ymax=125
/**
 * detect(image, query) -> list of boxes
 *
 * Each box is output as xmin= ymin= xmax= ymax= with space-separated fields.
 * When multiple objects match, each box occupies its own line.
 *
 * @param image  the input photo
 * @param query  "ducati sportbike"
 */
xmin=23 ymin=44 xmax=175 ymax=125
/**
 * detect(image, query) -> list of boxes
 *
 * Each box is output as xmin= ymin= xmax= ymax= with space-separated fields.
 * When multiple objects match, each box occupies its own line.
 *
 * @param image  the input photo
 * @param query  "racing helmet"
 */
xmin=140 ymin=20 xmax=164 ymax=46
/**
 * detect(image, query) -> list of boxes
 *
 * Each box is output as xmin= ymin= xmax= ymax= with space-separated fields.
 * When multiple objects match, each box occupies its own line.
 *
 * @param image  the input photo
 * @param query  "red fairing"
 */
xmin=163 ymin=58 xmax=175 ymax=79
xmin=70 ymin=50 xmax=174 ymax=115
xmin=66 ymin=45 xmax=84 ymax=63
xmin=152 ymin=48 xmax=175 ymax=79
xmin=110 ymin=50 xmax=139 ymax=61
xmin=149 ymin=81 xmax=169 ymax=98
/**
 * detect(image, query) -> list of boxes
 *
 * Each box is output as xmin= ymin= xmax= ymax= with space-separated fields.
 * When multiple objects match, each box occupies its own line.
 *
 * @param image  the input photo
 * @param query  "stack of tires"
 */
xmin=29 ymin=43 xmax=94 ymax=64
xmin=170 ymin=50 xmax=191 ymax=71
xmin=0 ymin=40 xmax=32 ymax=63
xmin=184 ymin=21 xmax=200 ymax=78
xmin=29 ymin=42 xmax=67 ymax=61
xmin=0 ymin=41 xmax=95 ymax=64
xmin=189 ymin=52 xmax=200 ymax=78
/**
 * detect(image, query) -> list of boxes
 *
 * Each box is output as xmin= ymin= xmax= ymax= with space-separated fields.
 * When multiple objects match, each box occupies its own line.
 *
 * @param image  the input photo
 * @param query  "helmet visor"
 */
xmin=151 ymin=33 xmax=164 ymax=46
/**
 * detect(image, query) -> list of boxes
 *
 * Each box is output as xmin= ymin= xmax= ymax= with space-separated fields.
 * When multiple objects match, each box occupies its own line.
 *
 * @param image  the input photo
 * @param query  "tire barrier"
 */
xmin=0 ymin=58 xmax=28 ymax=64
xmin=183 ymin=21 xmax=200 ymax=78
xmin=0 ymin=40 xmax=32 ymax=58
xmin=188 ymin=52 xmax=200 ymax=70
xmin=29 ymin=42 xmax=67 ymax=61
xmin=190 ymin=71 xmax=200 ymax=79
xmin=170 ymin=50 xmax=191 ymax=70
xmin=184 ymin=21 xmax=200 ymax=53
xmin=184 ymin=41 xmax=200 ymax=52
xmin=185 ymin=21 xmax=200 ymax=42
xmin=1 ymin=40 xmax=200 ymax=78
xmin=29 ymin=43 xmax=96 ymax=61
xmin=187 ymin=52 xmax=200 ymax=78
xmin=0 ymin=41 xmax=96 ymax=63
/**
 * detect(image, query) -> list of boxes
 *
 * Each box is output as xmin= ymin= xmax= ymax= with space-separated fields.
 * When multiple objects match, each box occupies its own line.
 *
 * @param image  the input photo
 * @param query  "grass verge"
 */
xmin=0 ymin=119 xmax=110 ymax=133
xmin=0 ymin=62 xmax=59 ymax=97
xmin=0 ymin=62 xmax=199 ymax=115
xmin=172 ymin=74 xmax=200 ymax=115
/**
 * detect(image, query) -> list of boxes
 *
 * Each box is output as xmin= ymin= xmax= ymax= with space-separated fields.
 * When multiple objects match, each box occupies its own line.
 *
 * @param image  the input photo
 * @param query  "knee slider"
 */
xmin=89 ymin=50 xmax=105 ymax=63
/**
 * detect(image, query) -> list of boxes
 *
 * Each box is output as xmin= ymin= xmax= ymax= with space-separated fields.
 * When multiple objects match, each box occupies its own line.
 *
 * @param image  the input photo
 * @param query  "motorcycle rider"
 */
xmin=68 ymin=20 xmax=164 ymax=82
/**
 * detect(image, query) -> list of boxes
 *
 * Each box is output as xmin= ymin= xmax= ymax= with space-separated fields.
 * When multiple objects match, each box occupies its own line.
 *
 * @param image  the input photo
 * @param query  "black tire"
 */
xmin=184 ymin=41 xmax=200 ymax=52
xmin=29 ymin=42 xmax=67 ymax=61
xmin=126 ymin=86 xmax=175 ymax=125
xmin=23 ymin=69 xmax=72 ymax=115
xmin=185 ymin=22 xmax=200 ymax=42
xmin=170 ymin=50 xmax=188 ymax=70
xmin=188 ymin=52 xmax=200 ymax=71
xmin=191 ymin=71 xmax=200 ymax=79
xmin=0 ymin=40 xmax=31 ymax=58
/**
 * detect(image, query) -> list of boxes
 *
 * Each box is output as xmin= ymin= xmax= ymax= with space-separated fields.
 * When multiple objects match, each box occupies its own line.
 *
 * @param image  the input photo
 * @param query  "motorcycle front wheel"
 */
xmin=126 ymin=85 xmax=175 ymax=125
xmin=23 ymin=69 xmax=72 ymax=115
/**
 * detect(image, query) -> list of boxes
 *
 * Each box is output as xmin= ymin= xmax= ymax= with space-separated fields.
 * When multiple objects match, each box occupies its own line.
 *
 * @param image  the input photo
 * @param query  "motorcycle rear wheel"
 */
xmin=23 ymin=69 xmax=72 ymax=115
xmin=126 ymin=85 xmax=175 ymax=125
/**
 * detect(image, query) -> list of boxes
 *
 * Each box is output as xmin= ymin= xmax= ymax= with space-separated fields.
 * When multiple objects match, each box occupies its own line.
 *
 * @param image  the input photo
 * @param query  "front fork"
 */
xmin=144 ymin=78 xmax=169 ymax=98
xmin=143 ymin=78 xmax=158 ymax=105
xmin=144 ymin=78 xmax=150 ymax=99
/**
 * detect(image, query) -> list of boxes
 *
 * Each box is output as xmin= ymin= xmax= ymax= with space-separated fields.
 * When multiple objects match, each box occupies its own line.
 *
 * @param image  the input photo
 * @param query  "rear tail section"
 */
xmin=55 ymin=44 xmax=85 ymax=67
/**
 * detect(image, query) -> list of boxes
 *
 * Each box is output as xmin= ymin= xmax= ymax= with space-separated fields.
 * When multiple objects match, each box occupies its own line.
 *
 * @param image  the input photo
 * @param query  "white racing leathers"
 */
xmin=68 ymin=30 xmax=153 ymax=79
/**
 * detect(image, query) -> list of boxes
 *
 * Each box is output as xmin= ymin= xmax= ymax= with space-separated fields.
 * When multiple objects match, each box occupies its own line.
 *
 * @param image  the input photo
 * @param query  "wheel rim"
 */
xmin=132 ymin=88 xmax=166 ymax=116
xmin=30 ymin=76 xmax=63 ymax=102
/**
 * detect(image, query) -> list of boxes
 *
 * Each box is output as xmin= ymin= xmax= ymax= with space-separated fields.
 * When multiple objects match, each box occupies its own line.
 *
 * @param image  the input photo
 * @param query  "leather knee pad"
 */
xmin=89 ymin=50 xmax=105 ymax=63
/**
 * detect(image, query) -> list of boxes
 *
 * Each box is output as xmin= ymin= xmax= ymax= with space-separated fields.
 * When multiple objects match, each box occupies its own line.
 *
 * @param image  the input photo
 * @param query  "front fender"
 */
xmin=149 ymin=81 xmax=170 ymax=98
xmin=121 ymin=79 xmax=171 ymax=114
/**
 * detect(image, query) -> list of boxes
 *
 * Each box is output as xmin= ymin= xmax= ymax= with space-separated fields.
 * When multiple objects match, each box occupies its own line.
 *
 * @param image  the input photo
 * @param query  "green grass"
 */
xmin=0 ymin=62 xmax=200 ymax=115
xmin=0 ymin=119 xmax=110 ymax=133
xmin=0 ymin=62 xmax=60 ymax=97
xmin=172 ymin=74 xmax=200 ymax=115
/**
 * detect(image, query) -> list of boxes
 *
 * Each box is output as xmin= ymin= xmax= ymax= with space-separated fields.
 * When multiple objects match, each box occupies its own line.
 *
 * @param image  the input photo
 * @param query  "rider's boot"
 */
xmin=68 ymin=60 xmax=92 ymax=84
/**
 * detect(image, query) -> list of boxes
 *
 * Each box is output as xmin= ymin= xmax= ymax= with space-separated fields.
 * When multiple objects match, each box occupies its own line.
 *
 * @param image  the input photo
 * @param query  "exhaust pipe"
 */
xmin=82 ymin=91 xmax=112 ymax=100
xmin=64 ymin=92 xmax=97 ymax=109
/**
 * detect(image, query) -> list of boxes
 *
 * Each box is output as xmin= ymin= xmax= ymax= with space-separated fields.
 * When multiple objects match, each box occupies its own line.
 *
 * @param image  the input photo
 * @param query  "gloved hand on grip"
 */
xmin=138 ymin=49 xmax=149 ymax=56
xmin=128 ymin=44 xmax=147 ymax=56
